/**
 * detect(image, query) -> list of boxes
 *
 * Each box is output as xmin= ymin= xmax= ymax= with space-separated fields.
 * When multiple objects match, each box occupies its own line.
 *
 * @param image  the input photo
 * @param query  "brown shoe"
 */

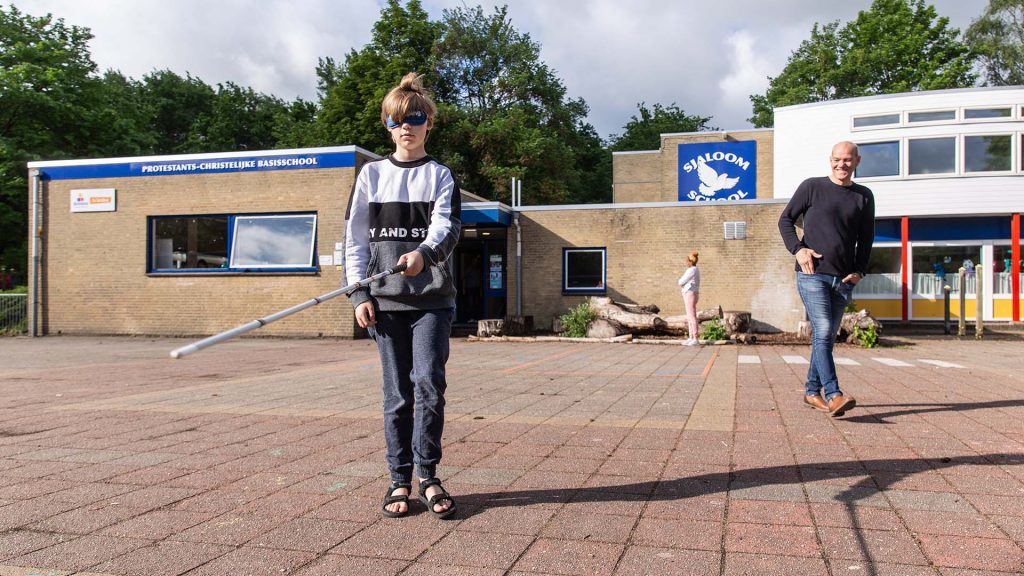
xmin=803 ymin=394 xmax=829 ymax=411
xmin=827 ymin=394 xmax=856 ymax=417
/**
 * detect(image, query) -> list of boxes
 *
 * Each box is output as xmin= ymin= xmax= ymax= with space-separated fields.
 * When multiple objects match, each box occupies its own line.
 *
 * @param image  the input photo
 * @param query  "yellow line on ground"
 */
xmin=685 ymin=348 xmax=736 ymax=432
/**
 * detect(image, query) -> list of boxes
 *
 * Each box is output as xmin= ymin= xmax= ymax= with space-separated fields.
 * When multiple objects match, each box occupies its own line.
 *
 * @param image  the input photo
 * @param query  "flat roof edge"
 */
xmin=775 ymin=85 xmax=1024 ymax=113
xmin=28 ymin=145 xmax=379 ymax=169
xmin=517 ymin=198 xmax=789 ymax=211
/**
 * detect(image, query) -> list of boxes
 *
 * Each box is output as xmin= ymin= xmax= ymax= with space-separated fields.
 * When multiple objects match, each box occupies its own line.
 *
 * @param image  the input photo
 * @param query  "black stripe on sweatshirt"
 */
xmin=367 ymin=201 xmax=434 ymax=242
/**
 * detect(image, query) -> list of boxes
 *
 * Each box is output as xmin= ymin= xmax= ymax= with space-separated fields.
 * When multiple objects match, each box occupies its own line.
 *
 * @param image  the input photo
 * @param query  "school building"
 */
xmin=25 ymin=86 xmax=1023 ymax=339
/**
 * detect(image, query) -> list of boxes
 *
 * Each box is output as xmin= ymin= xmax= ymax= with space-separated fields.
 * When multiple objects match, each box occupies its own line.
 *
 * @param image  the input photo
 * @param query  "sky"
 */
xmin=13 ymin=0 xmax=989 ymax=139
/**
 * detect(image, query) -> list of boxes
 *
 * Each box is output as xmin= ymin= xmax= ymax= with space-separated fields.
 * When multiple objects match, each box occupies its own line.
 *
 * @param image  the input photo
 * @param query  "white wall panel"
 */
xmin=773 ymin=86 xmax=1024 ymax=219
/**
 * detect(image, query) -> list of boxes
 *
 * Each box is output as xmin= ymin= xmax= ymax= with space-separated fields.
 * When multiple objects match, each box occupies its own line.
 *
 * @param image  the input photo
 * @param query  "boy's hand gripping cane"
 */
xmin=169 ymin=263 xmax=408 ymax=359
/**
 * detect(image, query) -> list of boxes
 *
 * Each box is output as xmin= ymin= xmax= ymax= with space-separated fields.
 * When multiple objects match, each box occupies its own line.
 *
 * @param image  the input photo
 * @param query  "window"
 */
xmin=853 ymin=246 xmax=901 ymax=296
xmin=964 ymin=107 xmax=1011 ymax=120
xmin=993 ymin=245 xmax=1016 ymax=295
xmin=152 ymin=216 xmax=229 ymax=270
xmin=563 ymin=247 xmax=606 ymax=294
xmin=852 ymin=113 xmax=900 ymax=129
xmin=911 ymin=245 xmax=980 ymax=297
xmin=907 ymin=110 xmax=955 ymax=123
xmin=150 ymin=213 xmax=317 ymax=273
xmin=908 ymin=137 xmax=955 ymax=175
xmin=856 ymin=141 xmax=900 ymax=177
xmin=230 ymin=215 xmax=317 ymax=268
xmin=964 ymin=135 xmax=1012 ymax=173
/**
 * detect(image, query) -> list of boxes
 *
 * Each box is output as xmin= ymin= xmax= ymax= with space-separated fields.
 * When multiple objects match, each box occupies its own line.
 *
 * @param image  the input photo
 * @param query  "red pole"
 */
xmin=901 ymin=216 xmax=909 ymax=322
xmin=1013 ymin=213 xmax=1021 ymax=323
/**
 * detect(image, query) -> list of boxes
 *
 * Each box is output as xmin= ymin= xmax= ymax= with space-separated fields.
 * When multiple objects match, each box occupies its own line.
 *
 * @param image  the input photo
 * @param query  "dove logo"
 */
xmin=677 ymin=141 xmax=757 ymax=202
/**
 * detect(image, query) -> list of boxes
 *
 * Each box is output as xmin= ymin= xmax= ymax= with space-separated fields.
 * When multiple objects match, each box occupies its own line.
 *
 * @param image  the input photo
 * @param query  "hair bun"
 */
xmin=399 ymin=72 xmax=425 ymax=93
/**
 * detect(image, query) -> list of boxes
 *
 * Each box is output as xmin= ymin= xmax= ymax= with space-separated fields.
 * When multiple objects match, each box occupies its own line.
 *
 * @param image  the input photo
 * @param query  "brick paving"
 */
xmin=0 ymin=334 xmax=1023 ymax=575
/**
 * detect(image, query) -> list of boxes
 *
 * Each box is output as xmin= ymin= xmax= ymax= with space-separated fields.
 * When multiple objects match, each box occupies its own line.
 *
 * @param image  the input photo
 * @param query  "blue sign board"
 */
xmin=36 ymin=151 xmax=356 ymax=181
xmin=677 ymin=140 xmax=757 ymax=202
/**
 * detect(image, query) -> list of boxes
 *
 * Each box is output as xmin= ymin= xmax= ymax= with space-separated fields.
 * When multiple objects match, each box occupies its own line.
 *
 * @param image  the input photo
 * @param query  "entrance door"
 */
xmin=454 ymin=238 xmax=506 ymax=323
xmin=455 ymin=243 xmax=485 ymax=323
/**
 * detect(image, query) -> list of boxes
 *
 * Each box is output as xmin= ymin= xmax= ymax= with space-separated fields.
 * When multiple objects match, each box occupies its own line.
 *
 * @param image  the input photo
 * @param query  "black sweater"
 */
xmin=778 ymin=176 xmax=875 ymax=278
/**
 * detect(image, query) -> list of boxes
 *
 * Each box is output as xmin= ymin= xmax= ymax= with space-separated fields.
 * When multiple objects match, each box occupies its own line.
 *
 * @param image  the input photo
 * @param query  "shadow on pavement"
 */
xmin=843 ymin=398 xmax=1024 ymax=423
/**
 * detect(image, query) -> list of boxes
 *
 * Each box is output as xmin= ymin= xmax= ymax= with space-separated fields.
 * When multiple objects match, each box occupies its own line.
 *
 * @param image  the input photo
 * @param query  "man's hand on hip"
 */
xmin=796 ymin=247 xmax=822 ymax=274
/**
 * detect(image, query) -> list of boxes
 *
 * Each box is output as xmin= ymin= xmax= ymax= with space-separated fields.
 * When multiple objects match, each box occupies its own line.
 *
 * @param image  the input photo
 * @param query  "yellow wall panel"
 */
xmin=913 ymin=298 xmax=977 ymax=319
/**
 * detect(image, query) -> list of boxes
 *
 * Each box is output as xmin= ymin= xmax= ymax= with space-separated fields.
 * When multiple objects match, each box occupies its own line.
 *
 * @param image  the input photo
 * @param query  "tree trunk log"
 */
xmin=587 ymin=318 xmax=625 ymax=338
xmin=698 ymin=306 xmax=723 ymax=322
xmin=722 ymin=311 xmax=751 ymax=335
xmin=838 ymin=310 xmax=882 ymax=343
xmin=617 ymin=302 xmax=660 ymax=315
xmin=504 ymin=315 xmax=533 ymax=336
xmin=589 ymin=297 xmax=667 ymax=332
xmin=477 ymin=319 xmax=504 ymax=337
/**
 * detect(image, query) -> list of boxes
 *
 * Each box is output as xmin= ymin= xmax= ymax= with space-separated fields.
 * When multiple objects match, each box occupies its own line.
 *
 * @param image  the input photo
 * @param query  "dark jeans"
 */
xmin=368 ymin=308 xmax=452 ymax=483
xmin=796 ymin=273 xmax=853 ymax=401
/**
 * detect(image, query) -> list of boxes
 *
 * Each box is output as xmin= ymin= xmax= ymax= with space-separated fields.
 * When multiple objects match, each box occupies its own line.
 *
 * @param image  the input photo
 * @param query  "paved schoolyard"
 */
xmin=0 ymin=334 xmax=1022 ymax=575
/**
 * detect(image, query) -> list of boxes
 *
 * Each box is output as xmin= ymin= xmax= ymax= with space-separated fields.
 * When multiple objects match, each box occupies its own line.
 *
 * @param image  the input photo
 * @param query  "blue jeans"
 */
xmin=796 ymin=273 xmax=853 ymax=401
xmin=368 ymin=308 xmax=453 ymax=483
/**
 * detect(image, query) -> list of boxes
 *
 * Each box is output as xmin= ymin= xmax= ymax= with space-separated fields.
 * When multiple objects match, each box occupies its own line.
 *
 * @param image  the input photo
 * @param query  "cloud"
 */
xmin=12 ymin=0 xmax=988 ymax=140
xmin=716 ymin=30 xmax=773 ymax=126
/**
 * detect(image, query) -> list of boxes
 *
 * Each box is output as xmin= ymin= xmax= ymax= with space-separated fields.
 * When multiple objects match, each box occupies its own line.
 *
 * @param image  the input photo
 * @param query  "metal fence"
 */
xmin=0 ymin=294 xmax=27 ymax=334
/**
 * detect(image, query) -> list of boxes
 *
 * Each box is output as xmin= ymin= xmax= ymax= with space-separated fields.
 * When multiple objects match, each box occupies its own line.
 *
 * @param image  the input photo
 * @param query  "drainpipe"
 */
xmin=512 ymin=177 xmax=523 ymax=316
xmin=29 ymin=169 xmax=41 ymax=337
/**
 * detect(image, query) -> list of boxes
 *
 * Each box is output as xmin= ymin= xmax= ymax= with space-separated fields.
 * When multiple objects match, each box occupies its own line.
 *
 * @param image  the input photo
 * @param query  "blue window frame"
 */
xmin=563 ymin=247 xmax=606 ymax=294
xmin=149 ymin=212 xmax=318 ymax=273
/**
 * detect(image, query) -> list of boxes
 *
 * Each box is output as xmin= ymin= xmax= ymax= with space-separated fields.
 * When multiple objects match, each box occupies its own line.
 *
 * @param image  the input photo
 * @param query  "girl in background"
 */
xmin=677 ymin=252 xmax=701 ymax=346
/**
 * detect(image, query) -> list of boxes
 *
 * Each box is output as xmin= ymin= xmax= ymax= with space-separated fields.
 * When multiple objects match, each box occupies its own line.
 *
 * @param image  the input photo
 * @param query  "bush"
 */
xmin=700 ymin=317 xmax=727 ymax=341
xmin=560 ymin=301 xmax=597 ymax=338
xmin=853 ymin=324 xmax=878 ymax=348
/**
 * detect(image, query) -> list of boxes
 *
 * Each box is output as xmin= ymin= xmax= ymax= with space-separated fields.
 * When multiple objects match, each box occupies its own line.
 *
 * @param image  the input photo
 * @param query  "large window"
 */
xmin=908 ymin=137 xmax=956 ymax=175
xmin=230 ymin=215 xmax=317 ymax=268
xmin=856 ymin=141 xmax=900 ymax=177
xmin=964 ymin=135 xmax=1012 ymax=173
xmin=994 ymin=244 xmax=1023 ymax=296
xmin=853 ymin=246 xmax=901 ymax=296
xmin=150 ymin=213 xmax=317 ymax=273
xmin=563 ymin=247 xmax=606 ymax=294
xmin=911 ymin=245 xmax=980 ymax=297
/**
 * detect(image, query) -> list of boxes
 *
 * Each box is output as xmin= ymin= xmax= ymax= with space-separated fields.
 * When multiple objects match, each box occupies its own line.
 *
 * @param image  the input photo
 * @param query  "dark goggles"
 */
xmin=385 ymin=111 xmax=428 ymax=130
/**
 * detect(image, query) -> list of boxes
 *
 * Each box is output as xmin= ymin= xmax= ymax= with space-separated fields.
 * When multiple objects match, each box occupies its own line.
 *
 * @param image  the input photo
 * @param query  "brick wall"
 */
xmin=33 ymin=165 xmax=363 ymax=338
xmin=613 ymin=129 xmax=775 ymax=203
xmin=507 ymin=201 xmax=805 ymax=333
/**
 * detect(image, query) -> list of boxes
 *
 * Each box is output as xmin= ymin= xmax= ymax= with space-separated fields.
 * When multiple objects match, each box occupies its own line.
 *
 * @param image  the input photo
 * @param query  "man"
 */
xmin=779 ymin=141 xmax=875 ymax=417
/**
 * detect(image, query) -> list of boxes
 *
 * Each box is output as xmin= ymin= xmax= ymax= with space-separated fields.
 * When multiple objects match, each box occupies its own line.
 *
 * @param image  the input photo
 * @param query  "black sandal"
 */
xmin=418 ymin=478 xmax=457 ymax=519
xmin=381 ymin=481 xmax=411 ymax=518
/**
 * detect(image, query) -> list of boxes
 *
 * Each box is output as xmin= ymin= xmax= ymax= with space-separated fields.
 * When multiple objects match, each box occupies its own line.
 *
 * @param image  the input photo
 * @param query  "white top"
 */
xmin=677 ymin=266 xmax=700 ymax=293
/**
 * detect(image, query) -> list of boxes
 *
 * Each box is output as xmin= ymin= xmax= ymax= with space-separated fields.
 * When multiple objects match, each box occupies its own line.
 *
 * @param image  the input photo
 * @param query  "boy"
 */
xmin=344 ymin=73 xmax=461 ymax=518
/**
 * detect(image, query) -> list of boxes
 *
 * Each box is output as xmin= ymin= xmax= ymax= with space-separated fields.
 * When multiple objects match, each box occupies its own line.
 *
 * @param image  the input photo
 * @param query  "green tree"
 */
xmin=965 ymin=0 xmax=1024 ymax=86
xmin=608 ymin=102 xmax=716 ymax=152
xmin=0 ymin=6 xmax=103 ymax=272
xmin=750 ymin=0 xmax=976 ymax=127
xmin=138 ymin=70 xmax=216 ymax=154
xmin=315 ymin=1 xmax=611 ymax=204
xmin=433 ymin=4 xmax=608 ymax=204
xmin=316 ymin=0 xmax=440 ymax=154
xmin=187 ymin=82 xmax=290 ymax=152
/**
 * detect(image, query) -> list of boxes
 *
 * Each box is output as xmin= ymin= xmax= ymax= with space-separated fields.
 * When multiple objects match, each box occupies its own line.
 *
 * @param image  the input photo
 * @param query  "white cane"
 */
xmin=170 ymin=263 xmax=407 ymax=359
